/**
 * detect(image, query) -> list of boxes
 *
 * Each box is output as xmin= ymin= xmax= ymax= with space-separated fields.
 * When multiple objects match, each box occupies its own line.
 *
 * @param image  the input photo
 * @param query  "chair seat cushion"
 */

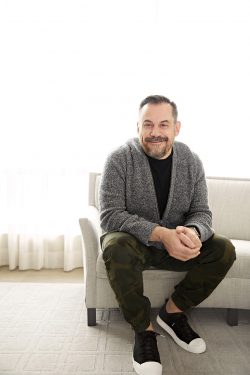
xmin=96 ymin=239 xmax=250 ymax=280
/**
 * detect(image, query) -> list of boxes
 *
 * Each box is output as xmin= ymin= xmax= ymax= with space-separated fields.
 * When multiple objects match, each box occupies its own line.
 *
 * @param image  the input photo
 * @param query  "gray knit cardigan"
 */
xmin=99 ymin=137 xmax=214 ymax=248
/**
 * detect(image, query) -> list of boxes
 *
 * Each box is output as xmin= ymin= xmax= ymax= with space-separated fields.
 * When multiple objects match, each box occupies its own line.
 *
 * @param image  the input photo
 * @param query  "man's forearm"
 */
xmin=150 ymin=226 xmax=170 ymax=242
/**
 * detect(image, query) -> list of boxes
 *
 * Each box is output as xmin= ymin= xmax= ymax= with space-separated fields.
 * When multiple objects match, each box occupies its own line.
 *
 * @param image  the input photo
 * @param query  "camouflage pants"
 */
xmin=101 ymin=231 xmax=236 ymax=332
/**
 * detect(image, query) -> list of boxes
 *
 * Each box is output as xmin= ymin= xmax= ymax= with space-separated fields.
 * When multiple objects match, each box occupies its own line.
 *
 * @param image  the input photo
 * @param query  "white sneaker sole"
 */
xmin=133 ymin=357 xmax=162 ymax=375
xmin=156 ymin=315 xmax=206 ymax=354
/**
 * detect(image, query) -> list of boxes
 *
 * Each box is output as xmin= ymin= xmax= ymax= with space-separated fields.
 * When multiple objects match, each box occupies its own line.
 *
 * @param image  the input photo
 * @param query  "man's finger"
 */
xmin=177 ymin=232 xmax=196 ymax=248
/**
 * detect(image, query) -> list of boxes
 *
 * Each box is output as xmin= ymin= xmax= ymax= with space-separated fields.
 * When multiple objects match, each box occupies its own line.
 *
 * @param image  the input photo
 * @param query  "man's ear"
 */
xmin=175 ymin=121 xmax=181 ymax=136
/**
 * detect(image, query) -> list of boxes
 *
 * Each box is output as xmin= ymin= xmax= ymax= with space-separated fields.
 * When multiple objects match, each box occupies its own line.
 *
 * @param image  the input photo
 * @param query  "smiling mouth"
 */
xmin=147 ymin=140 xmax=167 ymax=145
xmin=149 ymin=140 xmax=164 ymax=143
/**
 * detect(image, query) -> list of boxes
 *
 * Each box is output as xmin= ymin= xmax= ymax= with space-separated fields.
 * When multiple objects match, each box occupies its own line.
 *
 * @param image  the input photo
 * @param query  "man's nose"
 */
xmin=150 ymin=126 xmax=161 ymax=137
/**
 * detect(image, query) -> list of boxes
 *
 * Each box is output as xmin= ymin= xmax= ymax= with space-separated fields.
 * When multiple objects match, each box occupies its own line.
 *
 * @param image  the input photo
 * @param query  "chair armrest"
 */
xmin=79 ymin=206 xmax=101 ymax=264
xmin=79 ymin=206 xmax=101 ymax=307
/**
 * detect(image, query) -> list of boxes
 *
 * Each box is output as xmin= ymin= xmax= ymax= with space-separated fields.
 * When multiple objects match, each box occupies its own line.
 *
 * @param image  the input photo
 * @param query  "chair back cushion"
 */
xmin=207 ymin=177 xmax=250 ymax=240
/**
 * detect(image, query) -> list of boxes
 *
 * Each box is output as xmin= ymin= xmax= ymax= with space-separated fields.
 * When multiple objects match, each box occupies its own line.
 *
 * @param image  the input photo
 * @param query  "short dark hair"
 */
xmin=139 ymin=95 xmax=178 ymax=122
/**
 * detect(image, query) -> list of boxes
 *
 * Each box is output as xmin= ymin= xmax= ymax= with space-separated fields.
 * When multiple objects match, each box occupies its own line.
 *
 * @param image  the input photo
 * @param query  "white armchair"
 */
xmin=79 ymin=173 xmax=250 ymax=327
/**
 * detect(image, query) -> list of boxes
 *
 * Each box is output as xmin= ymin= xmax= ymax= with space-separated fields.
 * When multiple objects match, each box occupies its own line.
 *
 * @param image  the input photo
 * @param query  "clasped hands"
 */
xmin=151 ymin=225 xmax=202 ymax=261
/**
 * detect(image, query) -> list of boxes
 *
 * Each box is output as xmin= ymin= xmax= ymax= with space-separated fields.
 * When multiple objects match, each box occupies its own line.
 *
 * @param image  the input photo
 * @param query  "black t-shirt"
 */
xmin=146 ymin=151 xmax=173 ymax=219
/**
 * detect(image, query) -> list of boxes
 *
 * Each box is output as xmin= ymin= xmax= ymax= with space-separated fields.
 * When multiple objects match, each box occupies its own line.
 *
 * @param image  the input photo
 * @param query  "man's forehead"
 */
xmin=139 ymin=103 xmax=174 ymax=119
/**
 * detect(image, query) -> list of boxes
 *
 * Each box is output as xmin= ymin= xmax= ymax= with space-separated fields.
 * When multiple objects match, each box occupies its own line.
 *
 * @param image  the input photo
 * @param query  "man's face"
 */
xmin=137 ymin=103 xmax=181 ymax=159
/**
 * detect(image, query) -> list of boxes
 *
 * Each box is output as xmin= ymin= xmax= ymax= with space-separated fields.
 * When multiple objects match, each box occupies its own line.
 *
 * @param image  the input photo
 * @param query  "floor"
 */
xmin=0 ymin=266 xmax=84 ymax=283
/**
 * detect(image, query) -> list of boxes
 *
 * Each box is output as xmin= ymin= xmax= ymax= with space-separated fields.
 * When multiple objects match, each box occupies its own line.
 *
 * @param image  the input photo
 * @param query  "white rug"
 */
xmin=0 ymin=282 xmax=249 ymax=375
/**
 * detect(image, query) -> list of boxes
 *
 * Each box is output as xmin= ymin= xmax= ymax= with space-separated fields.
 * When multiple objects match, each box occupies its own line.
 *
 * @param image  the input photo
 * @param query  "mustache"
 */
xmin=145 ymin=136 xmax=168 ymax=142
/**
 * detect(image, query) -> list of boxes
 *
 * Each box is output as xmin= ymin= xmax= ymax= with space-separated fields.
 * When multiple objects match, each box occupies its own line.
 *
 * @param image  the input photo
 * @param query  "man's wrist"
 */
xmin=150 ymin=226 xmax=169 ymax=242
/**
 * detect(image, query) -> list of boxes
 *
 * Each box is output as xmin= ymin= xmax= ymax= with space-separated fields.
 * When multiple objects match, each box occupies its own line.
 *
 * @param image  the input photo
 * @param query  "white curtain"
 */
xmin=0 ymin=0 xmax=249 ymax=269
xmin=0 ymin=169 xmax=88 ymax=270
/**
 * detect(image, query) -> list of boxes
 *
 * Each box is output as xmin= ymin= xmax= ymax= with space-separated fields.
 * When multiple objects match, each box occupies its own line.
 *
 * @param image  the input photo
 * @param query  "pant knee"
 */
xmin=213 ymin=235 xmax=236 ymax=271
xmin=223 ymin=238 xmax=236 ymax=267
xmin=102 ymin=232 xmax=139 ymax=265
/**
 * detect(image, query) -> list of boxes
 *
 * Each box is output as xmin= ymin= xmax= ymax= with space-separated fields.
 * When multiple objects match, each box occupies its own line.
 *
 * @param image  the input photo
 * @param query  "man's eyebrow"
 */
xmin=143 ymin=120 xmax=153 ymax=123
xmin=143 ymin=119 xmax=170 ymax=123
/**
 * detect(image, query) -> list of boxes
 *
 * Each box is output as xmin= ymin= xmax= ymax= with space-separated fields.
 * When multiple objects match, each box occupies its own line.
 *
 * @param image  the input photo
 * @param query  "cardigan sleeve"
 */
xmin=183 ymin=154 xmax=214 ymax=242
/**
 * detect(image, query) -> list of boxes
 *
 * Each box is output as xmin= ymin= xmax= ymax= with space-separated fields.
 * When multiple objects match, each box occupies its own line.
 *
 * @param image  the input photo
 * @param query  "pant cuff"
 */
xmin=171 ymin=292 xmax=193 ymax=312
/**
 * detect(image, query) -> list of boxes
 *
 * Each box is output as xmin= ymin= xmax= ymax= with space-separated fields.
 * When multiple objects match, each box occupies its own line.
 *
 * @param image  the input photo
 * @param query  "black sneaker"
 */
xmin=156 ymin=302 xmax=206 ymax=354
xmin=133 ymin=330 xmax=162 ymax=375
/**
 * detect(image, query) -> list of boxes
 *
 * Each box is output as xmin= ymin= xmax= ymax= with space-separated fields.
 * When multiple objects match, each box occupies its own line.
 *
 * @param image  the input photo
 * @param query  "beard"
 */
xmin=142 ymin=136 xmax=172 ymax=160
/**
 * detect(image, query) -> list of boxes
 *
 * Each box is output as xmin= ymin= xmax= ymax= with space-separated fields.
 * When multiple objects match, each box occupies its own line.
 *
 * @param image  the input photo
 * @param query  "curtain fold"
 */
xmin=0 ymin=169 xmax=88 ymax=270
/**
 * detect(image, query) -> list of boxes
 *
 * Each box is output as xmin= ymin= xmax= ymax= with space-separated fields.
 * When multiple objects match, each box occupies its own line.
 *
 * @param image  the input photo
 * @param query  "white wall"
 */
xmin=0 ymin=0 xmax=250 ymax=177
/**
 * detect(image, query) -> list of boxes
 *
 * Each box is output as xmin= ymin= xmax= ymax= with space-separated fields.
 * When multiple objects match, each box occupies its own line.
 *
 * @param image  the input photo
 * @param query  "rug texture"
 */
xmin=0 ymin=282 xmax=249 ymax=375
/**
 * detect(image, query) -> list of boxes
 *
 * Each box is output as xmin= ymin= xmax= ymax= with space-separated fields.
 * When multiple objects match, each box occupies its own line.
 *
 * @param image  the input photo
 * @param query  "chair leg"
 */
xmin=87 ymin=308 xmax=96 ymax=326
xmin=226 ymin=308 xmax=238 ymax=326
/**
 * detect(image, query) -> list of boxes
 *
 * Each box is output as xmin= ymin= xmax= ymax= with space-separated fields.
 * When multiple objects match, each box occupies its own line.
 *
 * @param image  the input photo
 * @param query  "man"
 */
xmin=99 ymin=95 xmax=236 ymax=375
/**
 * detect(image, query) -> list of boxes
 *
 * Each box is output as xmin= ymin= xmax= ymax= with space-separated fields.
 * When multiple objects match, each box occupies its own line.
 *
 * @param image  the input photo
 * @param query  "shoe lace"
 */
xmin=172 ymin=314 xmax=198 ymax=341
xmin=140 ymin=331 xmax=160 ymax=361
